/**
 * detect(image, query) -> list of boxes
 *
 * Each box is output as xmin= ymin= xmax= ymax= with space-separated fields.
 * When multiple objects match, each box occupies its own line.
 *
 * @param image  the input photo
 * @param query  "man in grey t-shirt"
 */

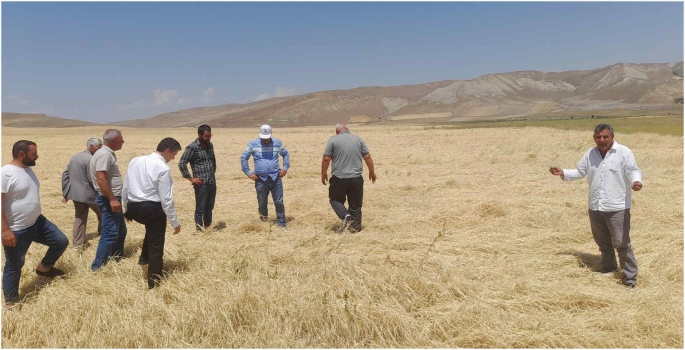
xmin=89 ymin=129 xmax=127 ymax=271
xmin=321 ymin=123 xmax=376 ymax=232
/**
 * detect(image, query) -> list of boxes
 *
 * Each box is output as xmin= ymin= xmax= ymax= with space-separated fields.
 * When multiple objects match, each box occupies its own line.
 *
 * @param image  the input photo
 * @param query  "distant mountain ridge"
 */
xmin=117 ymin=61 xmax=682 ymax=128
xmin=1 ymin=112 xmax=99 ymax=128
xmin=4 ymin=61 xmax=683 ymax=128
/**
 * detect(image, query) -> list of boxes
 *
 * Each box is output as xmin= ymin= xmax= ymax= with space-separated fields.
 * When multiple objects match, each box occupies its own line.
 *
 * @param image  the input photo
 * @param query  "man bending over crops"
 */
xmin=123 ymin=138 xmax=182 ymax=289
xmin=549 ymin=123 xmax=643 ymax=288
xmin=321 ymin=122 xmax=376 ymax=233
xmin=2 ymin=140 xmax=69 ymax=309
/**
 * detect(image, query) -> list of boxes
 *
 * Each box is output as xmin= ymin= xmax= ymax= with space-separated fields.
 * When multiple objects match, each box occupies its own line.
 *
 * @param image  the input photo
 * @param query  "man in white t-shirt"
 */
xmin=122 ymin=138 xmax=182 ymax=289
xmin=1 ymin=140 xmax=69 ymax=308
xmin=550 ymin=124 xmax=643 ymax=288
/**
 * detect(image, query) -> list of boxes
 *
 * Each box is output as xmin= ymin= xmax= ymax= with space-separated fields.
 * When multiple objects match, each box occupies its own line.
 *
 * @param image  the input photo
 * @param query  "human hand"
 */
xmin=248 ymin=174 xmax=259 ymax=181
xmin=632 ymin=181 xmax=643 ymax=191
xmin=173 ymin=225 xmax=181 ymax=234
xmin=369 ymin=172 xmax=377 ymax=184
xmin=321 ymin=174 xmax=327 ymax=185
xmin=190 ymin=178 xmax=204 ymax=186
xmin=61 ymin=197 xmax=68 ymax=204
xmin=549 ymin=167 xmax=564 ymax=179
xmin=1 ymin=229 xmax=16 ymax=247
xmin=110 ymin=198 xmax=122 ymax=213
xmin=279 ymin=169 xmax=288 ymax=178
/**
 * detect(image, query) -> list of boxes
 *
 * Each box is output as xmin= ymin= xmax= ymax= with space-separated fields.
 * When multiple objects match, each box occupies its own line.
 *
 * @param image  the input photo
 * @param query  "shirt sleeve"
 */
xmin=624 ymin=149 xmax=643 ymax=184
xmin=178 ymin=146 xmax=194 ymax=179
xmin=323 ymin=139 xmax=334 ymax=157
xmin=121 ymin=171 xmax=129 ymax=210
xmin=280 ymin=144 xmax=290 ymax=171
xmin=241 ymin=144 xmax=253 ymax=176
xmin=94 ymin=154 xmax=110 ymax=173
xmin=1 ymin=172 xmax=15 ymax=194
xmin=61 ymin=163 xmax=70 ymax=198
xmin=563 ymin=151 xmax=589 ymax=181
xmin=157 ymin=168 xmax=180 ymax=228
xmin=360 ymin=139 xmax=370 ymax=156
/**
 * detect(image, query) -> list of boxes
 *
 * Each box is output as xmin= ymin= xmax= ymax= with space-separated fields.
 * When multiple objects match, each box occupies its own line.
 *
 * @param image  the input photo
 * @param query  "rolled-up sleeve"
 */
xmin=157 ymin=169 xmax=180 ymax=228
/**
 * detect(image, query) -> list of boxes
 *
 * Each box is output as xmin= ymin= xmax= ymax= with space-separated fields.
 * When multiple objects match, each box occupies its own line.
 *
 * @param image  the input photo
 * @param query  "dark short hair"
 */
xmin=156 ymin=137 xmax=182 ymax=153
xmin=594 ymin=123 xmax=614 ymax=137
xmin=198 ymin=124 xmax=212 ymax=135
xmin=12 ymin=140 xmax=36 ymax=159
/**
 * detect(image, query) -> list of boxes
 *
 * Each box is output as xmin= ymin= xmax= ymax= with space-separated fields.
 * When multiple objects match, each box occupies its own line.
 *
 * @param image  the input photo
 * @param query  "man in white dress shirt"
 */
xmin=123 ymin=138 xmax=182 ymax=289
xmin=549 ymin=123 xmax=643 ymax=288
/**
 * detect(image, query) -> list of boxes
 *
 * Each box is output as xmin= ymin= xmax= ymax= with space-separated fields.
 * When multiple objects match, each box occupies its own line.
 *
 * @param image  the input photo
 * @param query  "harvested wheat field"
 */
xmin=0 ymin=124 xmax=682 ymax=348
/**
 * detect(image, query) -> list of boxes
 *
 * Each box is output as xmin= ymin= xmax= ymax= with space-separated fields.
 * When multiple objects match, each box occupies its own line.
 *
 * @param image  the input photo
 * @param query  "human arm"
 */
xmin=178 ymin=146 xmax=203 ymax=185
xmin=157 ymin=168 xmax=181 ymax=231
xmin=624 ymin=150 xmax=643 ymax=191
xmin=241 ymin=145 xmax=257 ymax=181
xmin=279 ymin=145 xmax=290 ymax=177
xmin=363 ymin=153 xmax=376 ymax=183
xmin=1 ymin=193 xmax=15 ymax=247
xmin=553 ymin=152 xmax=589 ymax=181
xmin=61 ymin=163 xmax=70 ymax=203
xmin=321 ymin=155 xmax=332 ymax=185
xmin=96 ymin=171 xmax=121 ymax=212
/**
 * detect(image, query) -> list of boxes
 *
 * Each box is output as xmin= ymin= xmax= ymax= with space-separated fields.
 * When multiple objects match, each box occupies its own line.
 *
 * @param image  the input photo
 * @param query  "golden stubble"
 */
xmin=0 ymin=125 xmax=682 ymax=347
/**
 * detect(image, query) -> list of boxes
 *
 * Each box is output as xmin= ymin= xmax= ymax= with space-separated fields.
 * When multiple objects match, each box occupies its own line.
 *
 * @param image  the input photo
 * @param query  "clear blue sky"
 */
xmin=2 ymin=2 xmax=683 ymax=123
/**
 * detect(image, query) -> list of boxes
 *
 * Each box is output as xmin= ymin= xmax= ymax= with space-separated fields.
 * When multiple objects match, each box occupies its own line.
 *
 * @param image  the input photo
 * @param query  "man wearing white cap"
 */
xmin=240 ymin=125 xmax=290 ymax=227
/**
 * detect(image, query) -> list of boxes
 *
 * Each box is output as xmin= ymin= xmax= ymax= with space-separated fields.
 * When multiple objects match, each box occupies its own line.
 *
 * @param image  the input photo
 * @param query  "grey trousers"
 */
xmin=73 ymin=201 xmax=102 ymax=248
xmin=588 ymin=209 xmax=638 ymax=285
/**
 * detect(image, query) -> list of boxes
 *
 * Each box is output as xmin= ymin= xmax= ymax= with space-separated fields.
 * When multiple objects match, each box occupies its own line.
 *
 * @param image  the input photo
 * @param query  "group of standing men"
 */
xmin=1 ymin=122 xmax=643 ymax=309
xmin=1 ymin=122 xmax=377 ymax=307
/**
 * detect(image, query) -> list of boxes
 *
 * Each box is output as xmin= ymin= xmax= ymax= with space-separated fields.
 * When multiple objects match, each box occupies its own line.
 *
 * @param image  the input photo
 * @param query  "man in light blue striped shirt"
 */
xmin=240 ymin=125 xmax=290 ymax=227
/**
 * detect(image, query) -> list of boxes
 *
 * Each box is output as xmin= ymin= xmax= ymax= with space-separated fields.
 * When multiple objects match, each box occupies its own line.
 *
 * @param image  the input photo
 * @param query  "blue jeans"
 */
xmin=194 ymin=183 xmax=217 ymax=230
xmin=91 ymin=195 xmax=127 ymax=271
xmin=3 ymin=215 xmax=69 ymax=303
xmin=255 ymin=177 xmax=286 ymax=227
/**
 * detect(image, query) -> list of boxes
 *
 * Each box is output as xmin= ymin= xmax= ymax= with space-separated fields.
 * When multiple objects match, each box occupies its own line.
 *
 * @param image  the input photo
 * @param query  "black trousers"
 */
xmin=125 ymin=201 xmax=167 ymax=289
xmin=328 ymin=175 xmax=364 ymax=230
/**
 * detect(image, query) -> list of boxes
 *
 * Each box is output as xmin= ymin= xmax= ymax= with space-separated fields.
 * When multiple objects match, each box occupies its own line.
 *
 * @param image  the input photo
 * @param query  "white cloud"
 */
xmin=178 ymin=97 xmax=194 ymax=105
xmin=153 ymin=89 xmax=179 ymax=107
xmin=201 ymin=87 xmax=215 ymax=103
xmin=274 ymin=86 xmax=297 ymax=97
xmin=18 ymin=100 xmax=29 ymax=105
xmin=255 ymin=86 xmax=297 ymax=101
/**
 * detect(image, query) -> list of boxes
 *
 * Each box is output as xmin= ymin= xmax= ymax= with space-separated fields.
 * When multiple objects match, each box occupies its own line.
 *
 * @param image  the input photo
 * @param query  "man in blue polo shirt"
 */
xmin=241 ymin=125 xmax=290 ymax=228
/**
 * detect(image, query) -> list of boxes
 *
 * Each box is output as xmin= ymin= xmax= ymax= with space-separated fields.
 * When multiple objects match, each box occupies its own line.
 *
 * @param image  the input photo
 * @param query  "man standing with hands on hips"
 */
xmin=179 ymin=125 xmax=217 ymax=231
xmin=550 ymin=123 xmax=643 ymax=288
xmin=241 ymin=125 xmax=290 ymax=228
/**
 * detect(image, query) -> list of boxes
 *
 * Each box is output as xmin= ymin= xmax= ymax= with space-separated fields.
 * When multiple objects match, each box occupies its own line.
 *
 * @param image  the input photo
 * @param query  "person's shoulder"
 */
xmin=1 ymin=164 xmax=19 ymax=176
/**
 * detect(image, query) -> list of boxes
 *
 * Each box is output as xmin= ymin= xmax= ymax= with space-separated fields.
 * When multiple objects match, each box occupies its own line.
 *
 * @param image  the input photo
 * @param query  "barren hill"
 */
xmin=1 ymin=112 xmax=99 ymax=128
xmin=117 ymin=61 xmax=682 ymax=128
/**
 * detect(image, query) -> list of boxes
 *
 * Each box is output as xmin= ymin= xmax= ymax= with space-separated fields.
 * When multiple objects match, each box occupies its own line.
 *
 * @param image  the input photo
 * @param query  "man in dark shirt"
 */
xmin=179 ymin=125 xmax=217 ymax=231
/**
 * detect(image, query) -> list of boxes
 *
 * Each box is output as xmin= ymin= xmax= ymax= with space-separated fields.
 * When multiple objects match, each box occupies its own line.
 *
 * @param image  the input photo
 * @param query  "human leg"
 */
xmin=72 ymin=201 xmax=89 ymax=248
xmin=255 ymin=179 xmax=270 ymax=221
xmin=606 ymin=209 xmax=638 ymax=286
xmin=328 ymin=176 xmax=349 ymax=220
xmin=271 ymin=177 xmax=286 ymax=227
xmin=203 ymin=183 xmax=217 ymax=228
xmin=92 ymin=195 xmax=120 ymax=271
xmin=194 ymin=185 xmax=208 ymax=230
xmin=589 ymin=209 xmax=618 ymax=273
xmin=2 ymin=225 xmax=35 ymax=304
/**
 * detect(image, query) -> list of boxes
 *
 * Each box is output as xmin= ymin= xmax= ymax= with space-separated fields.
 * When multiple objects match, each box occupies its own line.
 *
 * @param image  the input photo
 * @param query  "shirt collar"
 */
xmin=151 ymin=152 xmax=166 ymax=163
xmin=101 ymin=145 xmax=114 ymax=154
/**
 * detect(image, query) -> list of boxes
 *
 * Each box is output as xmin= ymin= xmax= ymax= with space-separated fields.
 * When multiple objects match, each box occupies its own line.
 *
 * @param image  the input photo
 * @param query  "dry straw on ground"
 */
xmin=1 ymin=124 xmax=682 ymax=347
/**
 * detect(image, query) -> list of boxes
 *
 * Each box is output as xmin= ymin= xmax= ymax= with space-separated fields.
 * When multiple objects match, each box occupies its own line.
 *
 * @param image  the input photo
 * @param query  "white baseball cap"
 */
xmin=259 ymin=124 xmax=272 ymax=139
